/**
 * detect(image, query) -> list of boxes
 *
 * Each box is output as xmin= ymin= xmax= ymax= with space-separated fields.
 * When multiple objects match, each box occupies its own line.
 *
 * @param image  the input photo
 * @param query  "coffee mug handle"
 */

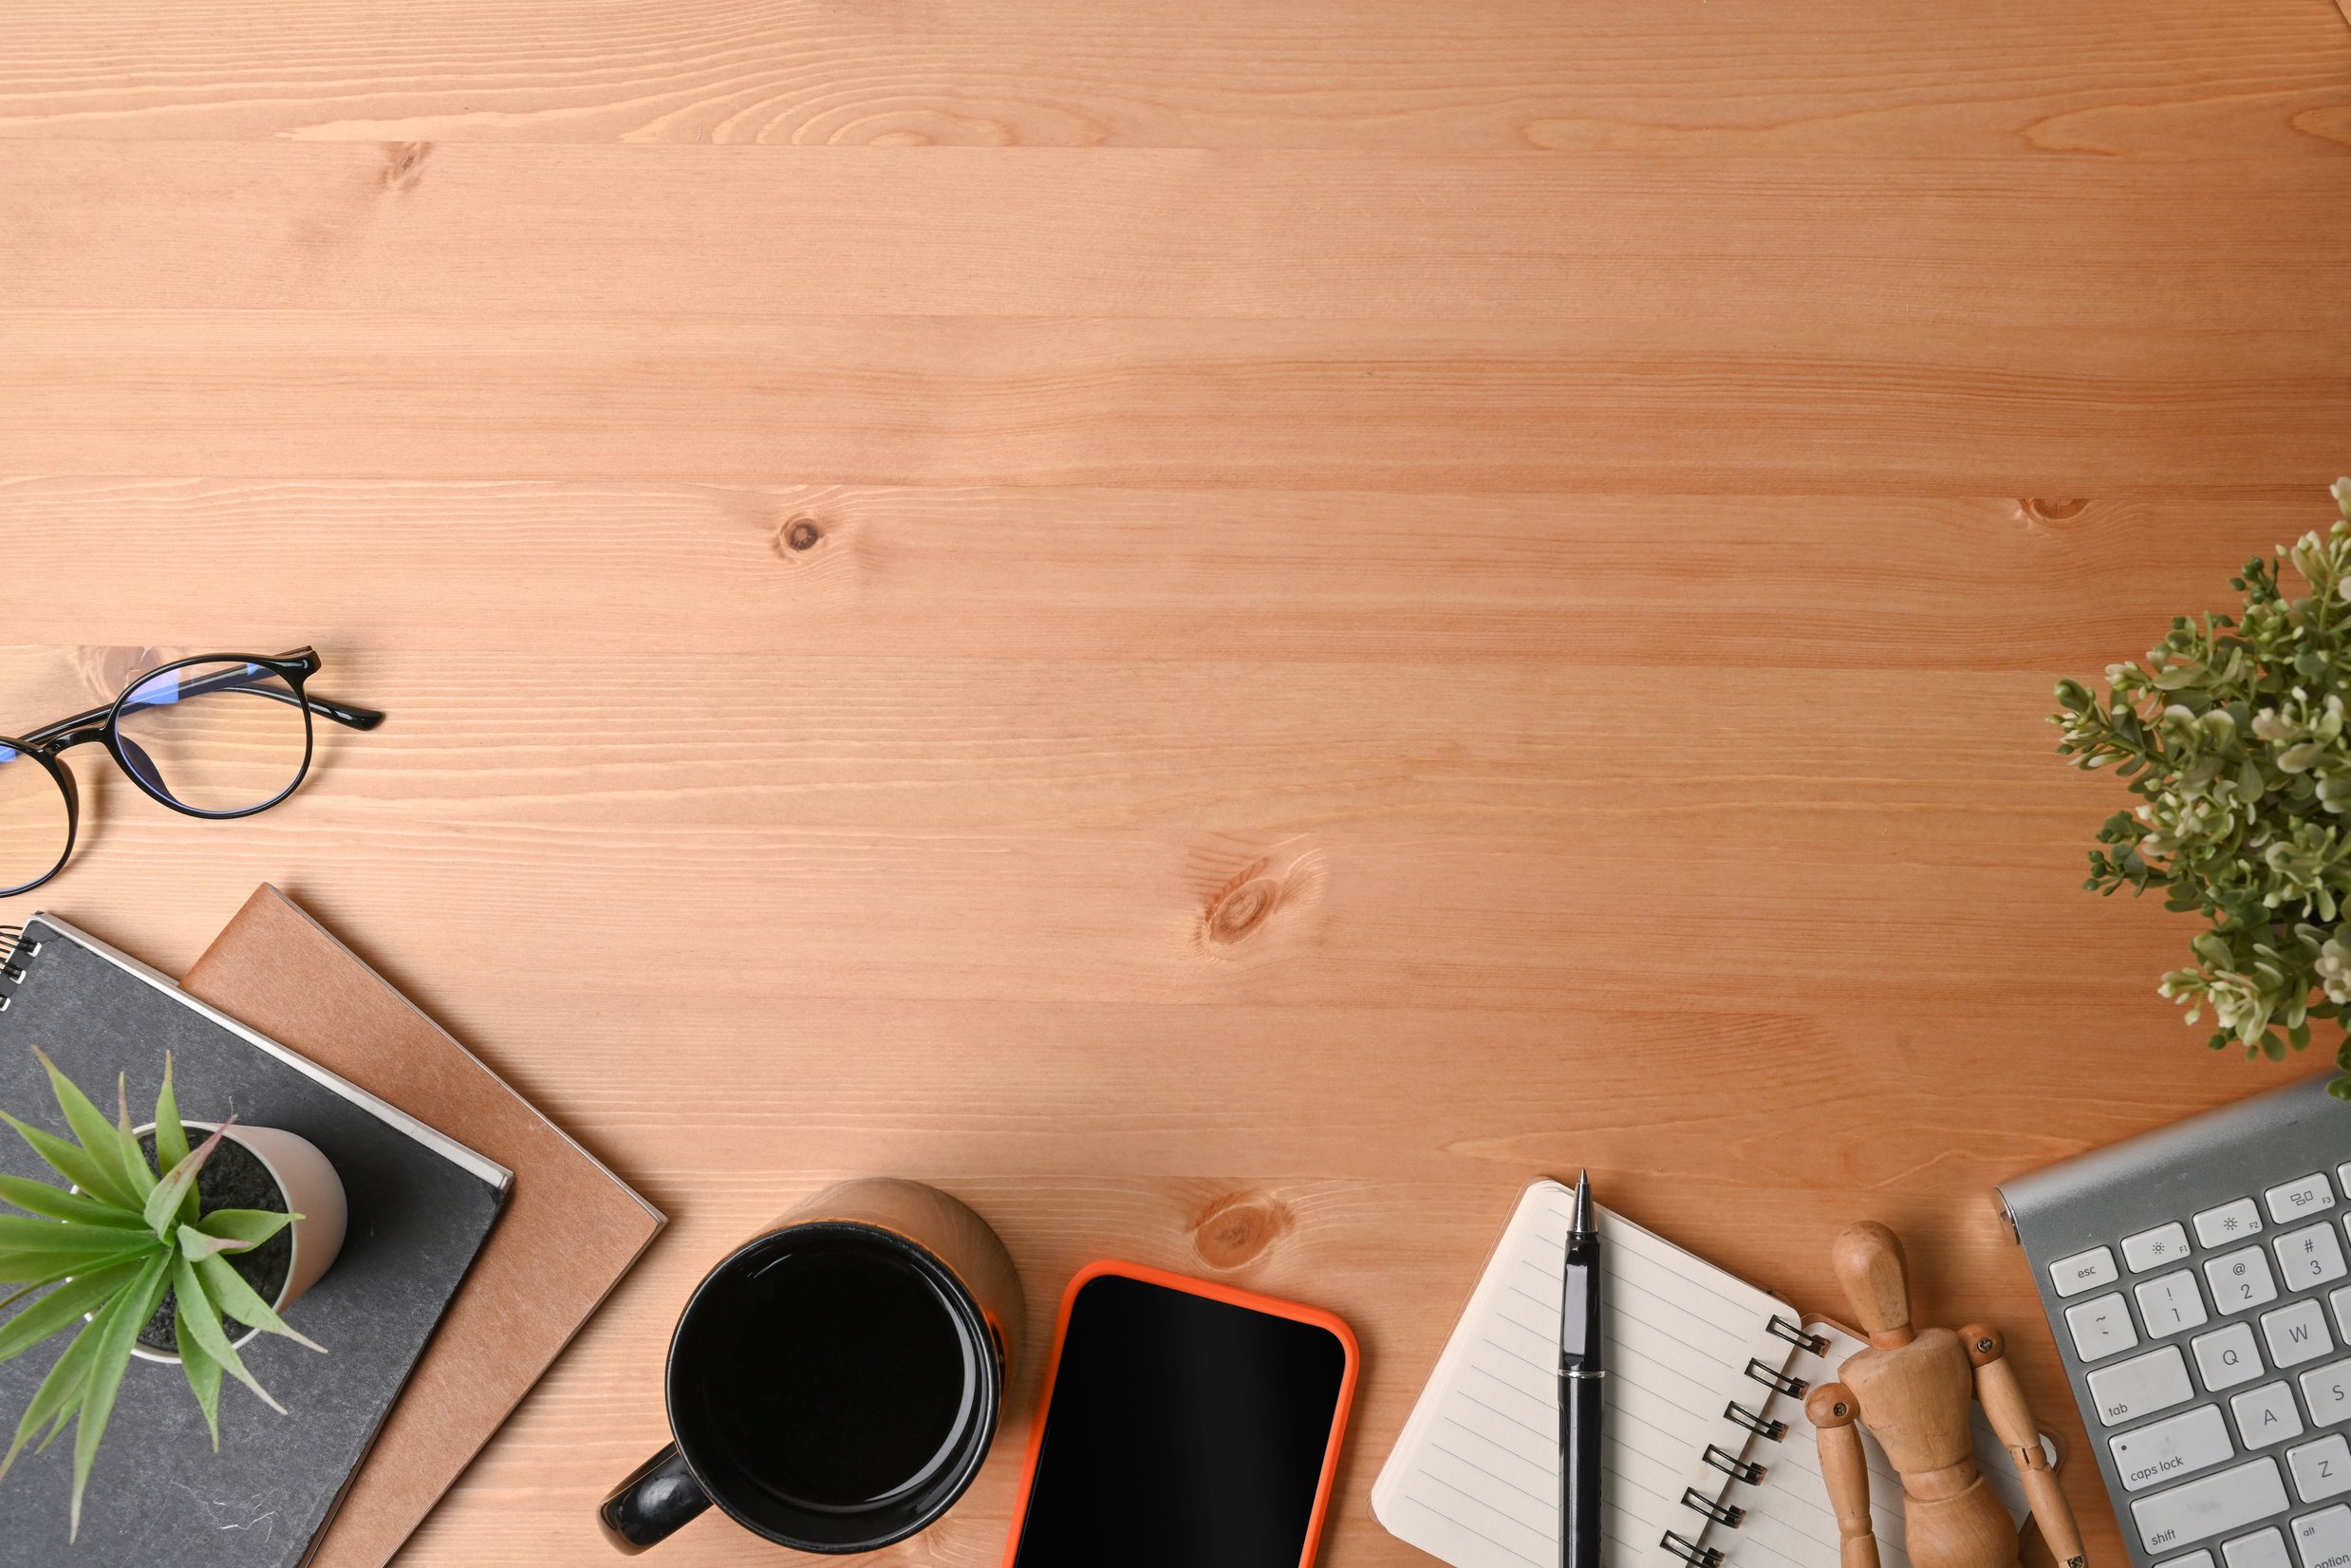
xmin=597 ymin=1442 xmax=713 ymax=1553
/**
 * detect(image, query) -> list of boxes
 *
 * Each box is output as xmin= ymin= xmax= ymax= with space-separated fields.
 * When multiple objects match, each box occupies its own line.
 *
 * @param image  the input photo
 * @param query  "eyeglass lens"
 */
xmin=0 ymin=744 xmax=69 ymax=894
xmin=114 ymin=662 xmax=311 ymax=814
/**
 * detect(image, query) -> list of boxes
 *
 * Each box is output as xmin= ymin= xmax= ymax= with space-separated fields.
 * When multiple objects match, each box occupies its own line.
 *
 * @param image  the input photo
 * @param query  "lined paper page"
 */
xmin=1726 ymin=1323 xmax=2036 ymax=1568
xmin=1373 ymin=1181 xmax=1792 ymax=1568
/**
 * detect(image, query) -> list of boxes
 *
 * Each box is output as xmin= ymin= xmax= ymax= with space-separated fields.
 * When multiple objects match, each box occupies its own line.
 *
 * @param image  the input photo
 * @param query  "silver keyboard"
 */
xmin=2002 ymin=1073 xmax=2351 ymax=1568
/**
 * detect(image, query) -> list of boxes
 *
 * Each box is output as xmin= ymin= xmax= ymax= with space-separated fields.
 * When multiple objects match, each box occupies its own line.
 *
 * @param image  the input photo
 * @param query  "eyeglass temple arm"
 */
xmin=21 ymin=675 xmax=383 ymax=749
xmin=302 ymin=692 xmax=385 ymax=730
xmin=235 ymin=650 xmax=385 ymax=730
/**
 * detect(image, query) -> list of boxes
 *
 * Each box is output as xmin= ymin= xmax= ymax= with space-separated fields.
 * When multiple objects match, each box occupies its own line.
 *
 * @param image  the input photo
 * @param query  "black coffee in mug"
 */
xmin=687 ymin=1232 xmax=978 ymax=1513
xmin=600 ymin=1180 xmax=1024 ymax=1556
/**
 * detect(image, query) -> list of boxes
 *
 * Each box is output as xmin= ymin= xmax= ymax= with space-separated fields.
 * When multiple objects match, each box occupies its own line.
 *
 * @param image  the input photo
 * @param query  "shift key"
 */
xmin=2134 ymin=1458 xmax=2289 ymax=1553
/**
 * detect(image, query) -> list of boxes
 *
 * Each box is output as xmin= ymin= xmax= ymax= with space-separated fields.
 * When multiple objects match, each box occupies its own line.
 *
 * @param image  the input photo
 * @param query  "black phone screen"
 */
xmin=1008 ymin=1271 xmax=1352 ymax=1568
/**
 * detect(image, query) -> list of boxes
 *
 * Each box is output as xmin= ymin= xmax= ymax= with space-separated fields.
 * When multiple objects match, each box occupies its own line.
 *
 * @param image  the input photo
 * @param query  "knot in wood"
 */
xmin=2021 ymin=497 xmax=2089 ymax=522
xmin=1192 ymin=1193 xmax=1293 ymax=1270
xmin=1205 ymin=877 xmax=1280 ymax=945
xmin=382 ymin=141 xmax=433 ymax=191
xmin=783 ymin=516 xmax=823 ymax=551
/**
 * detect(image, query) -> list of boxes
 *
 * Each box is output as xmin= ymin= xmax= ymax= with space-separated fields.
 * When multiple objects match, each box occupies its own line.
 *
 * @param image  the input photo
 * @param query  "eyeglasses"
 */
xmin=0 ymin=648 xmax=383 ymax=898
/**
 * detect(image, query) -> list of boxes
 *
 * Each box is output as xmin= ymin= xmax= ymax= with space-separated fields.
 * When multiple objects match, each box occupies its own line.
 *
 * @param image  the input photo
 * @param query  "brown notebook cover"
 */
xmin=180 ymin=886 xmax=665 ymax=1568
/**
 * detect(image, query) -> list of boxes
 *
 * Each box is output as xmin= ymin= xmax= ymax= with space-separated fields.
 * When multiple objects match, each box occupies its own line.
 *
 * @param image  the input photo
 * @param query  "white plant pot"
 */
xmin=126 ymin=1121 xmax=347 ymax=1364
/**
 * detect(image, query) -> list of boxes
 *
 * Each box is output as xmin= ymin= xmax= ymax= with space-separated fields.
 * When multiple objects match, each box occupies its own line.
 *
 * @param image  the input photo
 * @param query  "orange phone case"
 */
xmin=998 ymin=1260 xmax=1360 ymax=1568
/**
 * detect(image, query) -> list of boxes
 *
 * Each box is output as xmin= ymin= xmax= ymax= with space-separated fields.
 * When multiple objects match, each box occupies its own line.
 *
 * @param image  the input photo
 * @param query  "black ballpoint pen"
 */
xmin=1558 ymin=1170 xmax=1604 ymax=1568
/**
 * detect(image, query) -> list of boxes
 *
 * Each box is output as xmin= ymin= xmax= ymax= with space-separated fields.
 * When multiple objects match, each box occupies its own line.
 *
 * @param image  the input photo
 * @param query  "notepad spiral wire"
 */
xmin=1661 ymin=1315 xmax=1830 ymax=1568
xmin=0 ymin=924 xmax=38 ymax=1011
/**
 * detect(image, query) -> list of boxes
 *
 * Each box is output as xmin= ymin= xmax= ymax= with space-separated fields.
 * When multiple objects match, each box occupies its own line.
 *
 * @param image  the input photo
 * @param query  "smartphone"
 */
xmin=1000 ymin=1260 xmax=1359 ymax=1568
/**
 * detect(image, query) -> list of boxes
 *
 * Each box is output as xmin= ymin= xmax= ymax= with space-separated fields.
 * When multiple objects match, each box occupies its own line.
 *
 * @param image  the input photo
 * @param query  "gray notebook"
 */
xmin=0 ymin=915 xmax=511 ymax=1567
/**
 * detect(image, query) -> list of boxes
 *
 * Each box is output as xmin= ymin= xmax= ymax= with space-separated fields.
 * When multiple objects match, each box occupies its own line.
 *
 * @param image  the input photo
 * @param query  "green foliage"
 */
xmin=2055 ymin=479 xmax=2351 ymax=1098
xmin=0 ymin=1051 xmax=319 ymax=1540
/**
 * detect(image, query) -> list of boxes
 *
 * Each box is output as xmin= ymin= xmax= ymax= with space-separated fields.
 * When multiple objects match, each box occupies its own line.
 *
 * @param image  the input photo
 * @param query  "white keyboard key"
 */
xmin=2238 ymin=1381 xmax=2309 ymax=1447
xmin=2175 ymin=1553 xmax=2222 ymax=1568
xmin=2292 ymin=1436 xmax=2351 ymax=1503
xmin=2116 ymin=1406 xmax=2237 ymax=1490
xmin=2229 ymin=1529 xmax=2296 ymax=1568
xmin=2132 ymin=1223 xmax=2197 ymax=1272
xmin=2135 ymin=1458 xmax=2289 ymax=1553
xmin=2333 ymin=1287 xmax=2351 ymax=1344
xmin=2200 ymin=1323 xmax=2268 ymax=1391
xmin=2272 ymin=1175 xmax=2341 ymax=1225
xmin=2069 ymin=1291 xmax=2142 ymax=1361
xmin=2302 ymin=1358 xmax=2351 ymax=1428
xmin=2268 ymin=1300 xmax=2338 ymax=1370
xmin=2054 ymin=1246 xmax=2121 ymax=1297
xmin=2203 ymin=1201 xmax=2270 ymax=1247
xmin=2142 ymin=1270 xmax=2215 ymax=1336
xmin=2293 ymin=1503 xmax=2351 ymax=1568
xmin=2092 ymin=1346 xmax=2198 ymax=1426
xmin=2278 ymin=1224 xmax=2351 ymax=1290
xmin=2340 ymin=1163 xmax=2351 ymax=1201
xmin=2212 ymin=1247 xmax=2285 ymax=1316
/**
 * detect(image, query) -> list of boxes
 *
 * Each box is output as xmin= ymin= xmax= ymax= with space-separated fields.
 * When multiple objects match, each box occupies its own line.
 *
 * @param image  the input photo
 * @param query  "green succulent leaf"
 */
xmin=0 ymin=1110 xmax=121 ymax=1208
xmin=152 ymin=1055 xmax=195 ymax=1228
xmin=0 ymin=1294 xmax=110 ymax=1483
xmin=0 ymin=1216 xmax=164 ymax=1256
xmin=108 ymin=1076 xmax=157 ymax=1206
xmin=0 ymin=1238 xmax=159 ymax=1291
xmin=67 ymin=1250 xmax=171 ymax=1540
xmin=176 ymin=1228 xmax=246 ymax=1263
xmin=0 ymin=1174 xmax=145 ymax=1229
xmin=195 ymin=1209 xmax=296 ymax=1249
xmin=143 ymin=1120 xmax=231 ymax=1240
xmin=173 ymin=1300 xmax=223 ymax=1451
xmin=33 ymin=1384 xmax=80 ymax=1456
xmin=193 ymin=1252 xmax=325 ymax=1354
xmin=0 ymin=1260 xmax=144 ymax=1369
xmin=28 ymin=1050 xmax=139 ymax=1210
xmin=171 ymin=1253 xmax=283 ymax=1416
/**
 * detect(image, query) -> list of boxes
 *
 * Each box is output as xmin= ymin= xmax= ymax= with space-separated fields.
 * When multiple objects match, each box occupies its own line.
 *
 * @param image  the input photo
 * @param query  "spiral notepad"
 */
xmin=0 ymin=916 xmax=511 ymax=1568
xmin=1371 ymin=1181 xmax=2035 ymax=1568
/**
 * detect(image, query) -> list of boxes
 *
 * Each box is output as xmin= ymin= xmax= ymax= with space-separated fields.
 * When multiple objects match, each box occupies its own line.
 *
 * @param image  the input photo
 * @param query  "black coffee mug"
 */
xmin=599 ymin=1178 xmax=1025 ymax=1555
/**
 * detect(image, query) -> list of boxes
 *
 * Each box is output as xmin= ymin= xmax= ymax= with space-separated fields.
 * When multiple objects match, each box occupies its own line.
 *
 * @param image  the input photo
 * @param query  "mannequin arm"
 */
xmin=1807 ymin=1382 xmax=1883 ymax=1568
xmin=1962 ymin=1325 xmax=2085 ymax=1568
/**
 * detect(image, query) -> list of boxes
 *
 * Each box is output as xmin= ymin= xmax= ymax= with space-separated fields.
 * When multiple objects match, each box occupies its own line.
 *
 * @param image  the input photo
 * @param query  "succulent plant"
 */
xmin=0 ymin=1049 xmax=325 ymax=1539
xmin=2053 ymin=479 xmax=2351 ymax=1097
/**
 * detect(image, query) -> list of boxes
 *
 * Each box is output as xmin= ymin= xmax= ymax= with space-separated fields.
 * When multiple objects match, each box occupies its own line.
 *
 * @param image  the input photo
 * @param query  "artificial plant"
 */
xmin=0 ymin=1049 xmax=324 ymax=1539
xmin=2053 ymin=478 xmax=2351 ymax=1097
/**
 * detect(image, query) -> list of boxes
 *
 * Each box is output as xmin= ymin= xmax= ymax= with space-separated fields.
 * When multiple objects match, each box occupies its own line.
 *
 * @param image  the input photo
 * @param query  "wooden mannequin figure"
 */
xmin=1803 ymin=1222 xmax=2087 ymax=1568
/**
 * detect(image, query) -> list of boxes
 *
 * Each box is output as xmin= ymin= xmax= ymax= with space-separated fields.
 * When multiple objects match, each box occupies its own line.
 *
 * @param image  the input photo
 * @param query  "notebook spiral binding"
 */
xmin=1768 ymin=1313 xmax=1831 ymax=1355
xmin=1681 ymin=1488 xmax=1746 ymax=1528
xmin=1663 ymin=1533 xmax=1726 ymax=1568
xmin=1745 ymin=1357 xmax=1809 ymax=1399
xmin=1668 ymin=1317 xmax=1819 ymax=1560
xmin=1703 ymin=1443 xmax=1766 ymax=1485
xmin=0 ymin=924 xmax=36 ymax=1012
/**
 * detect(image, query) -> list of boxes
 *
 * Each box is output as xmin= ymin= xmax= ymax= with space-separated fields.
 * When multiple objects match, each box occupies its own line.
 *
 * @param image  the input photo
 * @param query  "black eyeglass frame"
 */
xmin=0 ymin=646 xmax=383 ymax=898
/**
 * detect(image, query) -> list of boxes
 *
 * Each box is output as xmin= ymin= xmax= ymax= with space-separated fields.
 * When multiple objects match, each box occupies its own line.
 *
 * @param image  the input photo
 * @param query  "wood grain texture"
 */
xmin=3 ymin=3 xmax=2349 ymax=1565
xmin=5 ymin=148 xmax=2349 ymax=493
xmin=9 ymin=146 xmax=2351 ymax=324
xmin=0 ymin=0 xmax=2346 ymax=155
xmin=7 ymin=309 xmax=2344 ymax=491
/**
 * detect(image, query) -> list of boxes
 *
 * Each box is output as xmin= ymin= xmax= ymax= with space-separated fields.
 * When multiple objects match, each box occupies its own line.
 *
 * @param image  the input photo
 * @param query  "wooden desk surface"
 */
xmin=5 ymin=4 xmax=2351 ymax=1563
